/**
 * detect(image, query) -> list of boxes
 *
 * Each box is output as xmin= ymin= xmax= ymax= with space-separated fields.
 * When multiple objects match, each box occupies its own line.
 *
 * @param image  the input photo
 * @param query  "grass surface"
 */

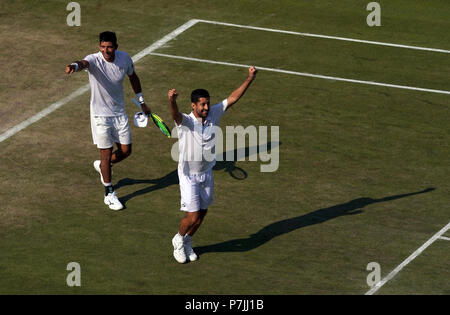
xmin=0 ymin=0 xmax=449 ymax=295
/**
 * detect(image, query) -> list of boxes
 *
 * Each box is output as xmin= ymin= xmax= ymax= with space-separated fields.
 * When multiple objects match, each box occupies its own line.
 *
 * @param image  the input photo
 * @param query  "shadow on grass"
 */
xmin=115 ymin=170 xmax=179 ymax=205
xmin=116 ymin=142 xmax=280 ymax=205
xmin=194 ymin=187 xmax=435 ymax=255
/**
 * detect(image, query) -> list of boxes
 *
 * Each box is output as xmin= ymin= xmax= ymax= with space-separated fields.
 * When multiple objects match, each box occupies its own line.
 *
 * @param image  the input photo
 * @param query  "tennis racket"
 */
xmin=132 ymin=98 xmax=171 ymax=138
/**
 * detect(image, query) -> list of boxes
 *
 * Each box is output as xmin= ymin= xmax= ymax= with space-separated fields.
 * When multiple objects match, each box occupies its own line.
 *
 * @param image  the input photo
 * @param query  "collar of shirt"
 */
xmin=189 ymin=112 xmax=212 ymax=127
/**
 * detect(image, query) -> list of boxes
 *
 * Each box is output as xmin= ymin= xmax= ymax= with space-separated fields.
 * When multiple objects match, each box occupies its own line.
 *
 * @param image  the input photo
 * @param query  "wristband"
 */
xmin=71 ymin=62 xmax=79 ymax=71
xmin=136 ymin=92 xmax=145 ymax=104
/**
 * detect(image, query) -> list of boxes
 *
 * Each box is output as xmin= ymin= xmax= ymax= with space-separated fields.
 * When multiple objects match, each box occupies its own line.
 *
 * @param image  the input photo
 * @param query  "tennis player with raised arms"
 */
xmin=65 ymin=31 xmax=151 ymax=210
xmin=169 ymin=66 xmax=258 ymax=263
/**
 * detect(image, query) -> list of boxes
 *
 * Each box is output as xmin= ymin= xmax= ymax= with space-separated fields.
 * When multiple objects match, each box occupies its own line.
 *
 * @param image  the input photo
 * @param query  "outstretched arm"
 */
xmin=65 ymin=60 xmax=89 ymax=74
xmin=226 ymin=66 xmax=258 ymax=110
xmin=168 ymin=89 xmax=182 ymax=125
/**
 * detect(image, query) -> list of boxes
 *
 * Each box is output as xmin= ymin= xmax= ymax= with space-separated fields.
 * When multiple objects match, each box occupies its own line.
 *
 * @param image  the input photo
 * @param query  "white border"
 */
xmin=0 ymin=18 xmax=448 ymax=295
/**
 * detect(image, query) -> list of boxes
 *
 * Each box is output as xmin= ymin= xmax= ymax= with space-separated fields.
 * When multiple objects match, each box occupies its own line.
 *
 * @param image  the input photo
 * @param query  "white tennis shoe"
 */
xmin=104 ymin=191 xmax=124 ymax=211
xmin=184 ymin=235 xmax=198 ymax=261
xmin=93 ymin=160 xmax=106 ymax=185
xmin=172 ymin=234 xmax=187 ymax=263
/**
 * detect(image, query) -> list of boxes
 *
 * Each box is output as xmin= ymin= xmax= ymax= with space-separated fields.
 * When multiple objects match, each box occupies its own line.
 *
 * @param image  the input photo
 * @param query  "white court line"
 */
xmin=131 ymin=19 xmax=199 ymax=63
xmin=197 ymin=19 xmax=450 ymax=54
xmin=0 ymin=84 xmax=90 ymax=143
xmin=365 ymin=221 xmax=450 ymax=295
xmin=149 ymin=52 xmax=450 ymax=95
xmin=0 ymin=19 xmax=201 ymax=144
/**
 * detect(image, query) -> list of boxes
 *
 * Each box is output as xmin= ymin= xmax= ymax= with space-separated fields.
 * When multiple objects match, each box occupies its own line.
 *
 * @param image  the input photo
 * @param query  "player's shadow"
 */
xmin=116 ymin=141 xmax=280 ymax=205
xmin=213 ymin=141 xmax=280 ymax=180
xmin=194 ymin=187 xmax=435 ymax=255
xmin=115 ymin=170 xmax=179 ymax=205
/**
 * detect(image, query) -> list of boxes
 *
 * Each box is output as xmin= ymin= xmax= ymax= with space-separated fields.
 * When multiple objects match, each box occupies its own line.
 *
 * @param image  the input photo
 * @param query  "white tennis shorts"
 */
xmin=91 ymin=114 xmax=132 ymax=149
xmin=178 ymin=168 xmax=214 ymax=212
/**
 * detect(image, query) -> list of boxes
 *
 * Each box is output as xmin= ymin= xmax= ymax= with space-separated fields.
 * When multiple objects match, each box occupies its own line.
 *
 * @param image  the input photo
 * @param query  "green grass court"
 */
xmin=0 ymin=0 xmax=449 ymax=295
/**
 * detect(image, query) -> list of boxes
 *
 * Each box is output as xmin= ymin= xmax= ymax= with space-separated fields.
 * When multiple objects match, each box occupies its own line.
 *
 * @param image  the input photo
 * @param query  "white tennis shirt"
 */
xmin=84 ymin=50 xmax=135 ymax=116
xmin=176 ymin=100 xmax=228 ymax=175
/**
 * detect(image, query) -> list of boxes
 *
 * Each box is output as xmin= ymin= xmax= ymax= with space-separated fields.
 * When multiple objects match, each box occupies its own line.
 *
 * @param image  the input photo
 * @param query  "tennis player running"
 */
xmin=168 ymin=66 xmax=257 ymax=263
xmin=65 ymin=31 xmax=151 ymax=210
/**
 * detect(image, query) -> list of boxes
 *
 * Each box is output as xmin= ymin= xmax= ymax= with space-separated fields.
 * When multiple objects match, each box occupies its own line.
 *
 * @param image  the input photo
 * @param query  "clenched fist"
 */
xmin=248 ymin=66 xmax=258 ymax=79
xmin=168 ymin=89 xmax=178 ymax=102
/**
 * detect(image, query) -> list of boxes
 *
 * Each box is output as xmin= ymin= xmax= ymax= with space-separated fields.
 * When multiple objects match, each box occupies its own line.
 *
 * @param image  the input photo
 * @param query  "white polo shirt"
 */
xmin=84 ymin=50 xmax=135 ymax=117
xmin=176 ymin=100 xmax=228 ymax=175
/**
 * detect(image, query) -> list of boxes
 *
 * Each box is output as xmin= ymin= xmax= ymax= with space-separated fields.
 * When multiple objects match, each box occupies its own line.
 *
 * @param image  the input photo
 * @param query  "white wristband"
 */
xmin=71 ymin=63 xmax=79 ymax=71
xmin=136 ymin=92 xmax=145 ymax=104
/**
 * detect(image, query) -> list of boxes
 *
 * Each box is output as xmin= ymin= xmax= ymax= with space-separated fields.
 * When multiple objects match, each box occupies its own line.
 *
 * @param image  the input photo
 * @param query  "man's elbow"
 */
xmin=129 ymin=72 xmax=139 ymax=81
xmin=227 ymin=97 xmax=237 ymax=107
xmin=172 ymin=113 xmax=182 ymax=125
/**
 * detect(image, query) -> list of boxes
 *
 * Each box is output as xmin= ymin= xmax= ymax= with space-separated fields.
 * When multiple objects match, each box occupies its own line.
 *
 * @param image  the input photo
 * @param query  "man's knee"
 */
xmin=185 ymin=212 xmax=200 ymax=225
xmin=122 ymin=150 xmax=131 ymax=159
xmin=119 ymin=144 xmax=132 ymax=158
xmin=124 ymin=145 xmax=132 ymax=156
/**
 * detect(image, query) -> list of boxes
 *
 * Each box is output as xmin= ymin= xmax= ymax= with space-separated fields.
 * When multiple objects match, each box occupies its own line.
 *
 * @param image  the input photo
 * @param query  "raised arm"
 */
xmin=168 ymin=89 xmax=182 ymax=125
xmin=226 ymin=66 xmax=258 ymax=110
xmin=65 ymin=60 xmax=89 ymax=74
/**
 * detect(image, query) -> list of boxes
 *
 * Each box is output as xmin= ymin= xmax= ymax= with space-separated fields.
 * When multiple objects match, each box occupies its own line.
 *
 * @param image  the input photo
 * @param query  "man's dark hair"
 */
xmin=191 ymin=89 xmax=210 ymax=103
xmin=99 ymin=31 xmax=118 ymax=47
